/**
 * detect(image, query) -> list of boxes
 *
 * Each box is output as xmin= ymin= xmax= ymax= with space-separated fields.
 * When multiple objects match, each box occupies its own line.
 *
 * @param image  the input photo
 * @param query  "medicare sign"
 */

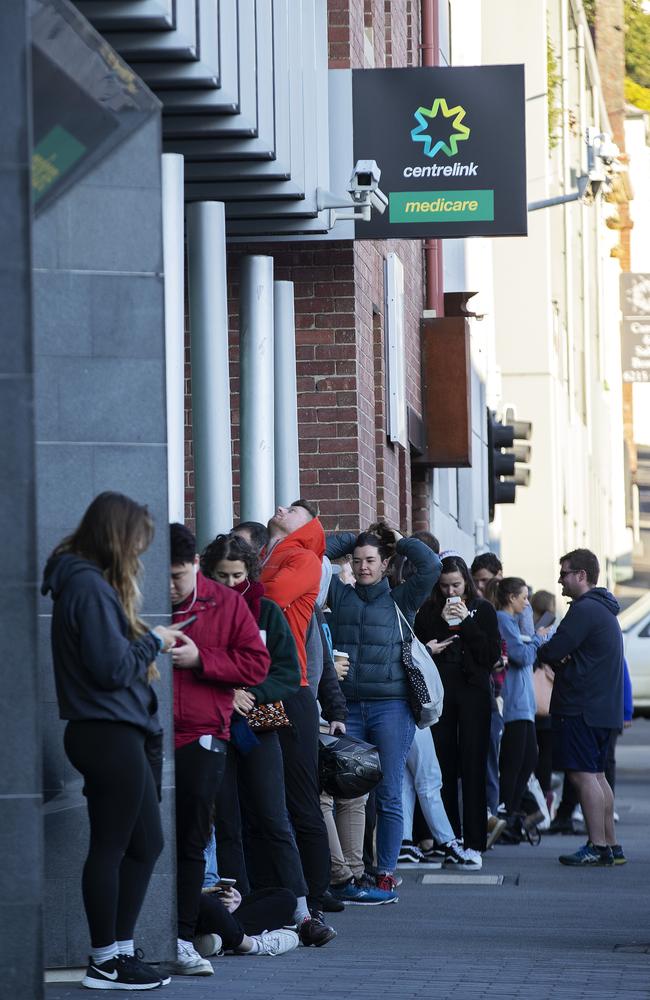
xmin=352 ymin=65 xmax=527 ymax=239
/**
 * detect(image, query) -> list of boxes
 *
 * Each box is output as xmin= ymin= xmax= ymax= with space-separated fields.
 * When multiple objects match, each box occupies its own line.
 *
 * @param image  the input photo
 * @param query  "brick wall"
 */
xmin=184 ymin=0 xmax=438 ymax=536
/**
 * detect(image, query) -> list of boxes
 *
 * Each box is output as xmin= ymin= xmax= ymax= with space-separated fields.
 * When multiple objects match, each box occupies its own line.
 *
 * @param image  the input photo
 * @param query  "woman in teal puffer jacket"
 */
xmin=325 ymin=526 xmax=441 ymax=893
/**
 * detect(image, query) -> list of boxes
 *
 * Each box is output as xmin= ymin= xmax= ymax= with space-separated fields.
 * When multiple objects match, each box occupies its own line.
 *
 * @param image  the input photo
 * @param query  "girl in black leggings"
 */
xmin=42 ymin=492 xmax=182 ymax=991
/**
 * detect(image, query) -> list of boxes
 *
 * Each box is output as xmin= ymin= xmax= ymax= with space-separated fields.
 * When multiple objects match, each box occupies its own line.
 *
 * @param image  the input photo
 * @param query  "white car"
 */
xmin=618 ymin=592 xmax=650 ymax=716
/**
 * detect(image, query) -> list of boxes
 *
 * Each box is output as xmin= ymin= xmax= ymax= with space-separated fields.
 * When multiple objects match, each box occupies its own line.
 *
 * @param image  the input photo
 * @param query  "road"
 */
xmin=46 ymin=719 xmax=650 ymax=999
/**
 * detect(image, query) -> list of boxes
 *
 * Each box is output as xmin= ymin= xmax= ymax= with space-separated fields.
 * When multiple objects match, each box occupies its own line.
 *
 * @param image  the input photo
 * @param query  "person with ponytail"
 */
xmin=489 ymin=577 xmax=551 ymax=844
xmin=42 ymin=492 xmax=183 ymax=991
xmin=199 ymin=533 xmax=316 ymax=949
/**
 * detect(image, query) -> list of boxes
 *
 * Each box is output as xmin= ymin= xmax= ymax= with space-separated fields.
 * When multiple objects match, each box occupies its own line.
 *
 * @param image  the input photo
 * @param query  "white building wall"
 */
xmin=625 ymin=111 xmax=650 ymax=445
xmin=482 ymin=0 xmax=629 ymax=595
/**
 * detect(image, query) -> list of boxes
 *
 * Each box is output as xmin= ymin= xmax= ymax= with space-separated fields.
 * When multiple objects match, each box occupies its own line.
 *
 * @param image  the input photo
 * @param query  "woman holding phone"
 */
xmin=42 ymin=492 xmax=182 ymax=991
xmin=414 ymin=553 xmax=501 ymax=870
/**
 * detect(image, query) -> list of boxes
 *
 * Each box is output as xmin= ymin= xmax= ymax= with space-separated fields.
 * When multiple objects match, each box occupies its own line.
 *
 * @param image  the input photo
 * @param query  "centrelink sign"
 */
xmin=352 ymin=65 xmax=527 ymax=239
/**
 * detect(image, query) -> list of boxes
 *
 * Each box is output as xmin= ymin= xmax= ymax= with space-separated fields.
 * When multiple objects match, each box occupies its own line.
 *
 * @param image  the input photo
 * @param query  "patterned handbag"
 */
xmin=247 ymin=700 xmax=292 ymax=732
xmin=394 ymin=604 xmax=445 ymax=729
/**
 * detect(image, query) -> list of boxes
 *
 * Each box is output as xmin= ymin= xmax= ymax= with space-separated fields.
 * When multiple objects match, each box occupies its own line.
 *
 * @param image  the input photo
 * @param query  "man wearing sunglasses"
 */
xmin=539 ymin=549 xmax=624 ymax=867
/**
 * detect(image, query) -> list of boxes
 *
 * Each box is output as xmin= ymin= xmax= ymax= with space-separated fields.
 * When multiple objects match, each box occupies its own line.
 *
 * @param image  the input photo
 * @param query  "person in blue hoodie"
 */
xmin=540 ymin=548 xmax=624 ymax=867
xmin=490 ymin=578 xmax=551 ymax=844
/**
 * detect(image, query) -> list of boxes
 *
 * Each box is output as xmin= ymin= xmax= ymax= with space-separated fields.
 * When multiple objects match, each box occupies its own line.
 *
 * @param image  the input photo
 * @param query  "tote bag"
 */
xmin=394 ymin=603 xmax=445 ymax=728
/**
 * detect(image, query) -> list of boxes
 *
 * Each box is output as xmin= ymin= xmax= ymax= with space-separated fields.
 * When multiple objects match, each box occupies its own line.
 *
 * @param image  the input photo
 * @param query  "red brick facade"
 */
xmin=184 ymin=0 xmax=440 ymax=535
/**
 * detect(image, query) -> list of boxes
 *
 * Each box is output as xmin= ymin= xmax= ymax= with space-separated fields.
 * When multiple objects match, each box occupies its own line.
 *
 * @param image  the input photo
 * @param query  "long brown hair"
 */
xmin=52 ymin=492 xmax=159 ymax=681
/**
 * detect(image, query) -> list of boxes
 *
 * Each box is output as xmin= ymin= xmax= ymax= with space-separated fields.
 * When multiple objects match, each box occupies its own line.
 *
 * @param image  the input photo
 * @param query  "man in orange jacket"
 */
xmin=258 ymin=501 xmax=336 ymax=947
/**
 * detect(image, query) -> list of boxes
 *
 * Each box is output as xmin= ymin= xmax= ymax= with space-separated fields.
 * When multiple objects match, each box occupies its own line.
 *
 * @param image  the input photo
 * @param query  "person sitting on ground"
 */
xmin=194 ymin=882 xmax=299 ymax=959
xmin=168 ymin=523 xmax=270 ymax=976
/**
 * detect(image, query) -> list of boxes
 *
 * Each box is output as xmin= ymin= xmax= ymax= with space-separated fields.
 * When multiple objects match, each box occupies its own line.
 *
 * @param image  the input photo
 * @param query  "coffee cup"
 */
xmin=333 ymin=650 xmax=350 ymax=679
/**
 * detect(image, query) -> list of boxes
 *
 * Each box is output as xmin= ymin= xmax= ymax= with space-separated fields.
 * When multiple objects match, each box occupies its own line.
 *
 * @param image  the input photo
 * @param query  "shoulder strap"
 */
xmin=392 ymin=597 xmax=414 ymax=639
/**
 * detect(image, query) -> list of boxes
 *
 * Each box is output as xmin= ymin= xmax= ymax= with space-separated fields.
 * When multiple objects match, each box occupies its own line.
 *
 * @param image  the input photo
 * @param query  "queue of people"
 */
xmin=43 ymin=491 xmax=626 ymax=990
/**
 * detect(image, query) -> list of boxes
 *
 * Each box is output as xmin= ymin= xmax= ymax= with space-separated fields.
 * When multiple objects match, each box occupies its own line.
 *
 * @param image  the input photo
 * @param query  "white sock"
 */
xmin=91 ymin=943 xmax=118 ymax=966
xmin=116 ymin=940 xmax=134 ymax=957
xmin=293 ymin=896 xmax=310 ymax=925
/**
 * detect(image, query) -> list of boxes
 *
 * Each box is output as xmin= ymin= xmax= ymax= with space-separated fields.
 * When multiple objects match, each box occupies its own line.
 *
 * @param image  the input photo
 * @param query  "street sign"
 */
xmin=352 ymin=65 xmax=527 ymax=239
xmin=621 ymin=273 xmax=650 ymax=383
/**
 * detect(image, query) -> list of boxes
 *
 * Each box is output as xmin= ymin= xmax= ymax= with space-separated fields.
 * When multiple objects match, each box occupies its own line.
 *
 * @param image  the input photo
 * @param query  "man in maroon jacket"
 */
xmin=168 ymin=523 xmax=270 ymax=975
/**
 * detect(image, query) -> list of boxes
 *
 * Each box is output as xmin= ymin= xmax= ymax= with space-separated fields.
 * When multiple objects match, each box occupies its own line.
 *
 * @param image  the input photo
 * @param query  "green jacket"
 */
xmin=248 ymin=597 xmax=302 ymax=706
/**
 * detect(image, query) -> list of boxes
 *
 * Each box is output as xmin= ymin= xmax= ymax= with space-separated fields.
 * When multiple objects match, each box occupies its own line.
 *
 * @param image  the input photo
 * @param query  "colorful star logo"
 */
xmin=411 ymin=98 xmax=470 ymax=158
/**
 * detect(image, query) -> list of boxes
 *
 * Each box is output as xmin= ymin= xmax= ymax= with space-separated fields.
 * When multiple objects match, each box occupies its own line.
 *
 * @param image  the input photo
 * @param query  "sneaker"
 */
xmin=356 ymin=871 xmax=376 ymax=889
xmin=611 ymin=844 xmax=627 ymax=865
xmin=613 ymin=811 xmax=620 ymax=823
xmin=375 ymin=873 xmax=399 ymax=893
xmin=82 ymin=954 xmax=164 ymax=990
xmin=170 ymin=939 xmax=214 ymax=975
xmin=298 ymin=912 xmax=336 ymax=948
xmin=462 ymin=849 xmax=483 ymax=870
xmin=420 ymin=842 xmax=446 ymax=859
xmin=330 ymin=878 xmax=397 ymax=905
xmin=398 ymin=840 xmax=425 ymax=863
xmin=322 ymin=889 xmax=345 ymax=912
xmin=123 ymin=951 xmax=171 ymax=987
xmin=486 ymin=816 xmax=507 ymax=849
xmin=249 ymin=928 xmax=300 ymax=956
xmin=193 ymin=933 xmax=223 ymax=958
xmin=559 ymin=842 xmax=614 ymax=867
xmin=442 ymin=839 xmax=469 ymax=865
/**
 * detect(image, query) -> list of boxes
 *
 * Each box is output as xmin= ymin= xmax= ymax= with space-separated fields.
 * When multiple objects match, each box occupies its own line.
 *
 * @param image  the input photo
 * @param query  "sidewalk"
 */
xmin=46 ymin=725 xmax=650 ymax=999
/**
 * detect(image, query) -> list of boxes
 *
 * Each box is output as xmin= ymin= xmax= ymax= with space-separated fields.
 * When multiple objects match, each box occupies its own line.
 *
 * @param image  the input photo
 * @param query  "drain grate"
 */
xmin=421 ymin=873 xmax=504 ymax=885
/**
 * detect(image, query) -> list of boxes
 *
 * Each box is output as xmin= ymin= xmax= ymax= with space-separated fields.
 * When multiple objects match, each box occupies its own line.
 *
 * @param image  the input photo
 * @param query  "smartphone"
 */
xmin=216 ymin=877 xmax=237 ymax=887
xmin=536 ymin=611 xmax=555 ymax=629
xmin=175 ymin=614 xmax=197 ymax=630
xmin=446 ymin=596 xmax=461 ymax=605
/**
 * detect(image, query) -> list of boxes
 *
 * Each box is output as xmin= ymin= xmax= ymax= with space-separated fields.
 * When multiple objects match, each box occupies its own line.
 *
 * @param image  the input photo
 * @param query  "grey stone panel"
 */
xmin=39 ymin=614 xmax=58 ymax=705
xmin=0 ymin=798 xmax=42 ymax=902
xmin=0 ymin=585 xmax=40 ymax=796
xmin=0 ymin=903 xmax=44 ymax=1000
xmin=0 ymin=376 xmax=37 ymax=580
xmin=42 ymin=701 xmax=67 ymax=802
xmin=43 ymin=880 xmax=67 ymax=967
xmin=79 ymin=118 xmax=163 ymax=193
xmin=34 ymin=270 xmax=164 ymax=360
xmin=35 ymin=357 xmax=166 ymax=443
xmin=44 ymin=791 xmax=88 ymax=882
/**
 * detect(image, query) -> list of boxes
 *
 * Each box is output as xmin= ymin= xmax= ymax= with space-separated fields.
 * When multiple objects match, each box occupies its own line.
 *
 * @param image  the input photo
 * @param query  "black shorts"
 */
xmin=551 ymin=714 xmax=613 ymax=774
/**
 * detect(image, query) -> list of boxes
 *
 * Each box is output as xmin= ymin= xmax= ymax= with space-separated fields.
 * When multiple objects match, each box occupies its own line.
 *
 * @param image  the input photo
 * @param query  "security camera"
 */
xmin=348 ymin=159 xmax=382 ymax=200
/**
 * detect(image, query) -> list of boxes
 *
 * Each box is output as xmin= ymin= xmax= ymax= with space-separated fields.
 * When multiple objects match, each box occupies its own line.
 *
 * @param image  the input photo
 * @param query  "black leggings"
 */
xmin=64 ymin=721 xmax=163 ymax=949
xmin=196 ymin=888 xmax=296 ymax=951
xmin=499 ymin=719 xmax=538 ymax=814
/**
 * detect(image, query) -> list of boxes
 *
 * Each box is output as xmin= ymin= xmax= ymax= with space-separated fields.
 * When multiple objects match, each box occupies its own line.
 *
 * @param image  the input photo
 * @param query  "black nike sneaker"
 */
xmin=82 ymin=953 xmax=164 ymax=990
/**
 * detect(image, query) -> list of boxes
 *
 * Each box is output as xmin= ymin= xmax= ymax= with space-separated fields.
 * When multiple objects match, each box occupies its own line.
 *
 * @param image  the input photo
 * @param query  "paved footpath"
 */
xmin=46 ymin=721 xmax=650 ymax=1000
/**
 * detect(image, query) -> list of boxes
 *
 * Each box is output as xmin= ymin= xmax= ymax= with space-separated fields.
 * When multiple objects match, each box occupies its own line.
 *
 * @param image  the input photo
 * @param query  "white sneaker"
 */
xmin=463 ymin=849 xmax=482 ymax=870
xmin=250 ymin=928 xmax=300 ymax=956
xmin=442 ymin=839 xmax=469 ymax=865
xmin=193 ymin=933 xmax=223 ymax=958
xmin=173 ymin=938 xmax=214 ymax=975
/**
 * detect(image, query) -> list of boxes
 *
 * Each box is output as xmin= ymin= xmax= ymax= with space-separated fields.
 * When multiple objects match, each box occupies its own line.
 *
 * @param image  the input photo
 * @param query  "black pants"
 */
xmin=196 ymin=888 xmax=296 ymax=951
xmin=64 ymin=721 xmax=163 ymax=949
xmin=433 ymin=665 xmax=492 ymax=852
xmin=175 ymin=740 xmax=227 ymax=940
xmin=278 ymin=687 xmax=330 ymax=911
xmin=499 ymin=719 xmax=538 ymax=814
xmin=535 ymin=719 xmax=553 ymax=794
xmin=213 ymin=732 xmax=307 ymax=898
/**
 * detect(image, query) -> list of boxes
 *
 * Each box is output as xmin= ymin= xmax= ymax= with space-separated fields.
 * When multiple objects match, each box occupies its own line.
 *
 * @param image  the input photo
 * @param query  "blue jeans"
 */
xmin=203 ymin=829 xmax=219 ymax=888
xmin=403 ymin=725 xmax=455 ymax=845
xmin=345 ymin=699 xmax=415 ymax=874
xmin=486 ymin=705 xmax=504 ymax=816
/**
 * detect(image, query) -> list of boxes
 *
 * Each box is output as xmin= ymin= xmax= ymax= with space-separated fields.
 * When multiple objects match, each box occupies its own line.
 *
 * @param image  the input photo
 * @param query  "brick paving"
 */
xmin=46 ymin=724 xmax=650 ymax=999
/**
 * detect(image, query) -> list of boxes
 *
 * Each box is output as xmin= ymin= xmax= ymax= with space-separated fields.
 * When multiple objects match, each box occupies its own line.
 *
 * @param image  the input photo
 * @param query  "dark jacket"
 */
xmin=42 ymin=554 xmax=162 ymax=735
xmin=326 ymin=535 xmax=441 ymax=702
xmin=248 ymin=597 xmax=302 ymax=707
xmin=172 ymin=572 xmax=270 ymax=748
xmin=316 ymin=607 xmax=348 ymax=723
xmin=414 ymin=596 xmax=501 ymax=691
xmin=541 ymin=588 xmax=624 ymax=729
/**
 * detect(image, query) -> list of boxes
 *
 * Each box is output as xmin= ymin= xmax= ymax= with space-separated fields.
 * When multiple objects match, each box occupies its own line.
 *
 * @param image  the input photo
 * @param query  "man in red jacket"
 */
xmin=168 ymin=523 xmax=270 ymax=975
xmin=257 ymin=501 xmax=336 ymax=947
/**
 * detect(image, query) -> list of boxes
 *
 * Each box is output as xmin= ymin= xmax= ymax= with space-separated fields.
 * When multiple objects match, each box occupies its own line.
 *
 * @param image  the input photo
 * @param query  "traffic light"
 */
xmin=487 ymin=410 xmax=533 ymax=520
xmin=487 ymin=410 xmax=515 ymax=520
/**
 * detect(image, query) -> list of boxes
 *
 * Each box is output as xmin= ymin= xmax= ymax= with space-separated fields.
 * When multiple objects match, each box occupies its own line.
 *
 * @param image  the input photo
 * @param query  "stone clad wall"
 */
xmin=33 ymin=118 xmax=176 ymax=968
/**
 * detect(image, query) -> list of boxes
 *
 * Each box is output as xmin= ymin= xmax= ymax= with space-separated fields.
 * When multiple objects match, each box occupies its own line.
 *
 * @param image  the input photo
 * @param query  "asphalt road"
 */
xmin=46 ymin=719 xmax=650 ymax=999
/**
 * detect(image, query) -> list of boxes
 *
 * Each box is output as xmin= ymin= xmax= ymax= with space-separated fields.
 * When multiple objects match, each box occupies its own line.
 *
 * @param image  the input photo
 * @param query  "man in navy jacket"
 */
xmin=540 ymin=548 xmax=624 ymax=867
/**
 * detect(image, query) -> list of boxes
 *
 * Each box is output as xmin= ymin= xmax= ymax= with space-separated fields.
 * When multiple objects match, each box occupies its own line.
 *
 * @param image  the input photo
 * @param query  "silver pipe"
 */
xmin=239 ymin=256 xmax=275 ymax=522
xmin=273 ymin=281 xmax=300 ymax=505
xmin=186 ymin=201 xmax=233 ymax=548
xmin=161 ymin=153 xmax=186 ymax=523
